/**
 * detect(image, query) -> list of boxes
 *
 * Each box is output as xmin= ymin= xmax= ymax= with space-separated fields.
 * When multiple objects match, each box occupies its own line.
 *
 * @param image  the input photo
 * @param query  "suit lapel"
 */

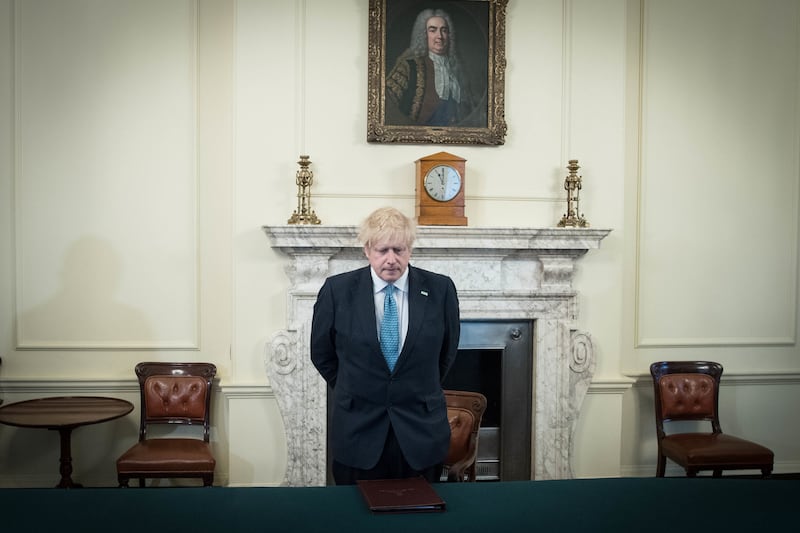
xmin=401 ymin=266 xmax=429 ymax=360
xmin=352 ymin=267 xmax=381 ymax=354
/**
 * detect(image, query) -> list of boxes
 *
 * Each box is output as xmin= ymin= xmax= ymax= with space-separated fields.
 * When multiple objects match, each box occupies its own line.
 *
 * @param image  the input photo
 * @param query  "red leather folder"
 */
xmin=357 ymin=476 xmax=447 ymax=513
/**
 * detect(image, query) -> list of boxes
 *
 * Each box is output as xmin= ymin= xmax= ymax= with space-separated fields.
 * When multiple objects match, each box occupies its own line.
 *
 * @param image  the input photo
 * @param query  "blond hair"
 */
xmin=358 ymin=207 xmax=416 ymax=250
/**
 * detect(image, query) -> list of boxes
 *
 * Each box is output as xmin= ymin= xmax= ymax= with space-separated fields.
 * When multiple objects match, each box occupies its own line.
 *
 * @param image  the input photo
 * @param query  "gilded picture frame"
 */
xmin=367 ymin=0 xmax=508 ymax=145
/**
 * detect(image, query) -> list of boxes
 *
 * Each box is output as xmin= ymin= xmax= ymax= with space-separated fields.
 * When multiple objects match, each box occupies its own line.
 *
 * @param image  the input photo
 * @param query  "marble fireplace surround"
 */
xmin=263 ymin=225 xmax=610 ymax=486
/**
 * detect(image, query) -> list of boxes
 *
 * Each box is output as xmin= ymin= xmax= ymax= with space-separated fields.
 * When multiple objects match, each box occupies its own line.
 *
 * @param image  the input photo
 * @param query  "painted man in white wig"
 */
xmin=385 ymin=8 xmax=482 ymax=127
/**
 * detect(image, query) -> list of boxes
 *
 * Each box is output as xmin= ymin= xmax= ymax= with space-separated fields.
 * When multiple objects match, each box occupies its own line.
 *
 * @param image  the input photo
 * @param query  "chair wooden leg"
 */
xmin=118 ymin=477 xmax=129 ymax=488
xmin=138 ymin=477 xmax=145 ymax=488
xmin=656 ymin=455 xmax=666 ymax=477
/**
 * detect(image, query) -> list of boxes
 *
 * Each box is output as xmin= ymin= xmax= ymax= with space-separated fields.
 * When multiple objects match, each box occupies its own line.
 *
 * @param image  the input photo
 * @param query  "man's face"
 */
xmin=426 ymin=16 xmax=449 ymax=56
xmin=365 ymin=240 xmax=411 ymax=282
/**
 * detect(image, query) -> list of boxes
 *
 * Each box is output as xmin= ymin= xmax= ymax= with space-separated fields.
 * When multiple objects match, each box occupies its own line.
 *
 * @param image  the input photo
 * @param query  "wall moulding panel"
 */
xmin=12 ymin=0 xmax=200 ymax=350
xmin=632 ymin=0 xmax=800 ymax=349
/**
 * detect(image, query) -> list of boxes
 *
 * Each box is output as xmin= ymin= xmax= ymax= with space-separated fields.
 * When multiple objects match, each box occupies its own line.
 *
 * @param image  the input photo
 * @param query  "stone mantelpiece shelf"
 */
xmin=266 ymin=225 xmax=610 ymax=253
xmin=263 ymin=224 xmax=611 ymax=486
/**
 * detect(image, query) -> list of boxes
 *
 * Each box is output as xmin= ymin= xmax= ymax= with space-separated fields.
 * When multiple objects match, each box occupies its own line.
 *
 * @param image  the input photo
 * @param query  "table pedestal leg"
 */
xmin=53 ymin=427 xmax=82 ymax=488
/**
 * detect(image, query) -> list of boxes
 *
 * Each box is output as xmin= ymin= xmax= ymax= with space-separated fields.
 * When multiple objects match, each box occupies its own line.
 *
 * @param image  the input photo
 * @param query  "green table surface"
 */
xmin=2 ymin=477 xmax=798 ymax=532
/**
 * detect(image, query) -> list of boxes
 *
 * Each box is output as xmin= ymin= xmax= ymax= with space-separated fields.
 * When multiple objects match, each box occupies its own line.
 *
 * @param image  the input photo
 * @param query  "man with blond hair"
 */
xmin=311 ymin=207 xmax=461 ymax=484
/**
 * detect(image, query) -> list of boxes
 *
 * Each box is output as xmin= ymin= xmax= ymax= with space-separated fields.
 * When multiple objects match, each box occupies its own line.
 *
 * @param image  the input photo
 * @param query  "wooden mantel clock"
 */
xmin=415 ymin=151 xmax=468 ymax=226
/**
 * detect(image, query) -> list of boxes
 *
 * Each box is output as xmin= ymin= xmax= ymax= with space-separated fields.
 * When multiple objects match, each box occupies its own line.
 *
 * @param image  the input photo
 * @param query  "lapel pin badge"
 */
xmin=420 ymin=290 xmax=428 ymax=296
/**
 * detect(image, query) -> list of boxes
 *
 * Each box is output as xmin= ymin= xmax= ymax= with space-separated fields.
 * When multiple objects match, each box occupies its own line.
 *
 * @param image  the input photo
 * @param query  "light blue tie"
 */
xmin=380 ymin=284 xmax=399 ymax=371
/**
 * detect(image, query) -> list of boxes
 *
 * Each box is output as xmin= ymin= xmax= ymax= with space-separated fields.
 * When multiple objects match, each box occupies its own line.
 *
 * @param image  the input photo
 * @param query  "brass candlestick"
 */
xmin=557 ymin=159 xmax=589 ymax=228
xmin=287 ymin=155 xmax=321 ymax=225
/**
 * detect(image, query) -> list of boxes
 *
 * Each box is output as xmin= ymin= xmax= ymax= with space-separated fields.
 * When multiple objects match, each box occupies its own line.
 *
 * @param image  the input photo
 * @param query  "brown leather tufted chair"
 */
xmin=117 ymin=362 xmax=217 ymax=487
xmin=443 ymin=389 xmax=487 ymax=482
xmin=650 ymin=361 xmax=773 ymax=478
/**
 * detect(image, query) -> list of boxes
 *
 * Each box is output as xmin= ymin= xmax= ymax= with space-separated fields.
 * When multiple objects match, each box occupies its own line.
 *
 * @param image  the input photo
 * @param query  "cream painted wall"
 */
xmin=14 ymin=1 xmax=197 ymax=351
xmin=619 ymin=0 xmax=800 ymax=475
xmin=2 ymin=0 xmax=233 ymax=373
xmin=0 ymin=0 xmax=798 ymax=487
xmin=0 ymin=0 xmax=239 ymax=485
xmin=634 ymin=0 xmax=798 ymax=353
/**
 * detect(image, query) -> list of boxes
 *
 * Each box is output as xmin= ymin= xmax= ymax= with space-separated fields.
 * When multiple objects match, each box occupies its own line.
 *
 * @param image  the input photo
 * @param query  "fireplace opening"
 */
xmin=441 ymin=347 xmax=502 ymax=480
xmin=442 ymin=320 xmax=533 ymax=481
xmin=444 ymin=348 xmax=502 ymax=427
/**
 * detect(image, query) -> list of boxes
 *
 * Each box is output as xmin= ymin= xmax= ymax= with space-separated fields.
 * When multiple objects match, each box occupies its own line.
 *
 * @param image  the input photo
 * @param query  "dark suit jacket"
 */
xmin=310 ymin=264 xmax=460 ymax=471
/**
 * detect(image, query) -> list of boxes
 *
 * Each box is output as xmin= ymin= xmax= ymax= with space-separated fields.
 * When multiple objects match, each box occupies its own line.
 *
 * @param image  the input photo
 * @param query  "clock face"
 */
xmin=424 ymin=165 xmax=462 ymax=202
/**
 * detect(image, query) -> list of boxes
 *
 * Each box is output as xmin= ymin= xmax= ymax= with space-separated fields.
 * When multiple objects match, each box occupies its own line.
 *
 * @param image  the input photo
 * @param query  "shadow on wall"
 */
xmin=18 ymin=235 xmax=152 ymax=346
